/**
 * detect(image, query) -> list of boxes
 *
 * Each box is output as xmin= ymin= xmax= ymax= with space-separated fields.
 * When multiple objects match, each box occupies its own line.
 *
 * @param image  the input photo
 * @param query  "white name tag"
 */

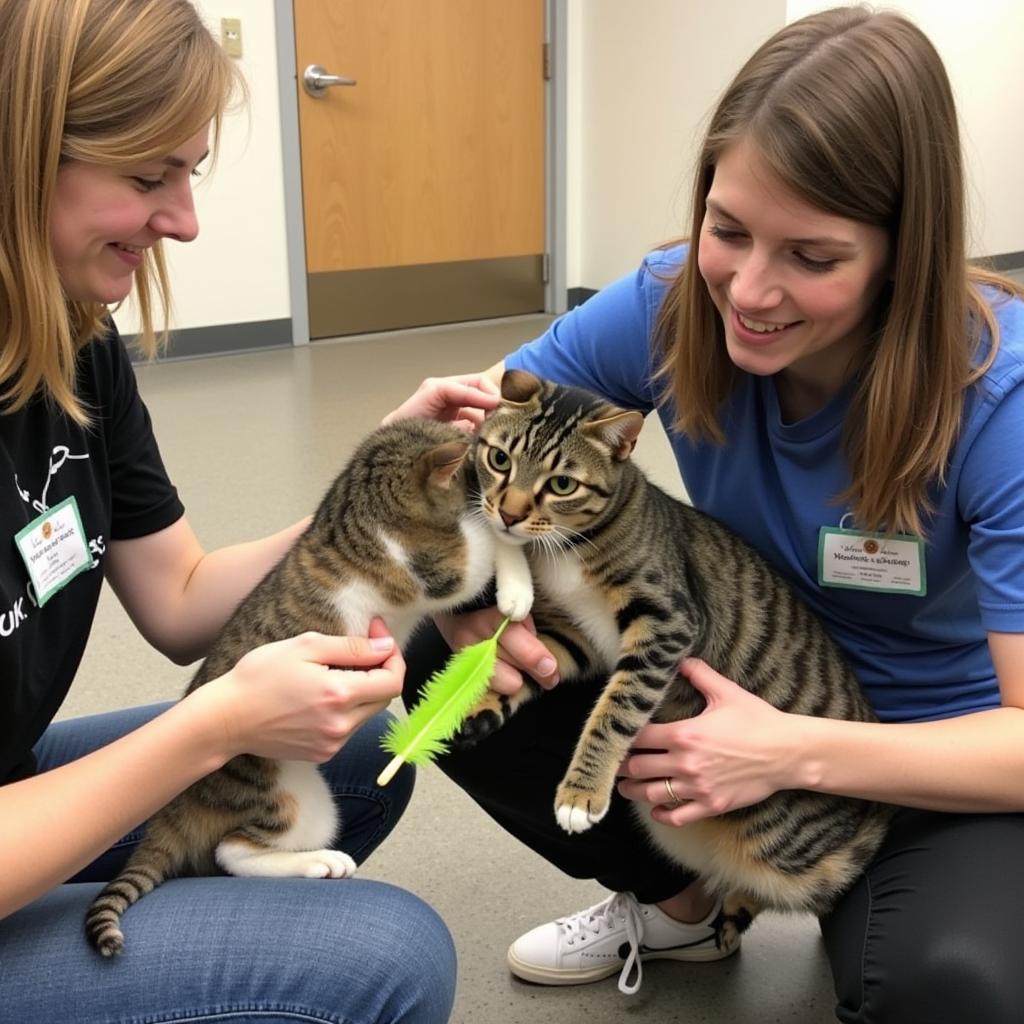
xmin=817 ymin=526 xmax=926 ymax=596
xmin=14 ymin=495 xmax=92 ymax=607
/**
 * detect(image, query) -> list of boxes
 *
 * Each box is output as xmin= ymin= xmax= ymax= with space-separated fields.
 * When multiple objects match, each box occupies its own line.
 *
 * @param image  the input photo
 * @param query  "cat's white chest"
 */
xmin=276 ymin=760 xmax=339 ymax=848
xmin=533 ymin=551 xmax=619 ymax=669
xmin=458 ymin=515 xmax=497 ymax=602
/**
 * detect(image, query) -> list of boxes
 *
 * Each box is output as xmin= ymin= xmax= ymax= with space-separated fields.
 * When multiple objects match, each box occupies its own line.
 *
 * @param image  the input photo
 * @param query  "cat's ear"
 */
xmin=426 ymin=441 xmax=471 ymax=490
xmin=500 ymin=369 xmax=543 ymax=406
xmin=583 ymin=410 xmax=644 ymax=461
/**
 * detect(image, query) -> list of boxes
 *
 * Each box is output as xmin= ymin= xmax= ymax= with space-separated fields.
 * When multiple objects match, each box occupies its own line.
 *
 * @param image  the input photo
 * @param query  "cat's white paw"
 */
xmin=216 ymin=841 xmax=358 ymax=878
xmin=297 ymin=849 xmax=357 ymax=879
xmin=497 ymin=580 xmax=534 ymax=621
xmin=555 ymin=801 xmax=608 ymax=834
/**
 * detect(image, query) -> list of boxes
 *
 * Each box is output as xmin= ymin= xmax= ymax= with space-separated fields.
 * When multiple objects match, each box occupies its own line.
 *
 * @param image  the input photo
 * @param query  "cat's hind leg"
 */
xmin=215 ymin=761 xmax=356 ymax=880
xmin=454 ymin=678 xmax=542 ymax=746
xmin=454 ymin=602 xmax=595 ymax=747
xmin=554 ymin=674 xmax=658 ymax=833
xmin=216 ymin=838 xmax=356 ymax=879
xmin=554 ymin=632 xmax=684 ymax=833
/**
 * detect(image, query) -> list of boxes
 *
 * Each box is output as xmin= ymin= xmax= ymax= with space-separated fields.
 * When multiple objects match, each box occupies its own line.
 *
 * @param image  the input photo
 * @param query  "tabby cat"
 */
xmin=463 ymin=369 xmax=894 ymax=942
xmin=85 ymin=418 xmax=495 ymax=956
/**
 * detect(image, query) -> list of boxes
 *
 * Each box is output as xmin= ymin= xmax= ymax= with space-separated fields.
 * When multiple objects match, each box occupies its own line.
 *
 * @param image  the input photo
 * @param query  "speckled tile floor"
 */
xmin=68 ymin=314 xmax=838 ymax=1023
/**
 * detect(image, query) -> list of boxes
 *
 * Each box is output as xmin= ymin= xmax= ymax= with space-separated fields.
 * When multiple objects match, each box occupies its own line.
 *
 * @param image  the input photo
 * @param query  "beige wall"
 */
xmin=787 ymin=0 xmax=1024 ymax=262
xmin=134 ymin=2 xmax=1024 ymax=336
xmin=571 ymin=0 xmax=1024 ymax=290
xmin=569 ymin=0 xmax=786 ymax=290
xmin=118 ymin=1 xmax=290 ymax=335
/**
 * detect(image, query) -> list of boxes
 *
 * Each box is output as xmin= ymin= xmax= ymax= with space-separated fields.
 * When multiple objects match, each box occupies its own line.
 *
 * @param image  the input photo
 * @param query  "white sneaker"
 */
xmin=507 ymin=891 xmax=739 ymax=994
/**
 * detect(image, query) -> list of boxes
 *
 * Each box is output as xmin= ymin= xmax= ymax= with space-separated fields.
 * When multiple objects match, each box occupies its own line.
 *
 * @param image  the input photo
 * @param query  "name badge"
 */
xmin=14 ymin=495 xmax=92 ymax=607
xmin=817 ymin=526 xmax=926 ymax=596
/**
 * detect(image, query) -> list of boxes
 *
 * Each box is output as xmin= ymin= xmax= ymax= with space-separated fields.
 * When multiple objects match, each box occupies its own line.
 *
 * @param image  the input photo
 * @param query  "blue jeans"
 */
xmin=0 ymin=705 xmax=456 ymax=1024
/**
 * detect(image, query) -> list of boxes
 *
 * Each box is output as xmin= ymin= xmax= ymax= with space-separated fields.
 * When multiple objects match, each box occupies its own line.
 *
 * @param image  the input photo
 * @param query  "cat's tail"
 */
xmin=84 ymin=836 xmax=184 ymax=956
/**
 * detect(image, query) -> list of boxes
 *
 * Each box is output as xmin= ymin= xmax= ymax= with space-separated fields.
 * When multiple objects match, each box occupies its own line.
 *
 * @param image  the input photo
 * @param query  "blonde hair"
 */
xmin=0 ymin=0 xmax=243 ymax=424
xmin=655 ymin=5 xmax=1024 ymax=536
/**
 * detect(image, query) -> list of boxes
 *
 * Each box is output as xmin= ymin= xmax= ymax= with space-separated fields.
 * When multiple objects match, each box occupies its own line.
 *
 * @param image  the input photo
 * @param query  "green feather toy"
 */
xmin=377 ymin=616 xmax=511 ymax=785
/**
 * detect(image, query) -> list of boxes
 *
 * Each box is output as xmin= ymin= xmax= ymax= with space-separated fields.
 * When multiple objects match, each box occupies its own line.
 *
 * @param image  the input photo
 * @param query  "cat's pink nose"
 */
xmin=500 ymin=509 xmax=526 ymax=528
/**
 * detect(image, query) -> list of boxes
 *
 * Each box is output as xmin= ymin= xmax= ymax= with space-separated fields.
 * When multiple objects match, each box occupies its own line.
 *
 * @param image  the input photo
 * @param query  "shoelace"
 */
xmin=556 ymin=892 xmax=646 ymax=995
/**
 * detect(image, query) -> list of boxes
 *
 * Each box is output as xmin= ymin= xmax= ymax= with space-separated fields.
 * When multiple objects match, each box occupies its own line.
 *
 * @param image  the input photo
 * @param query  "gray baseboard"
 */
xmin=567 ymin=287 xmax=597 ymax=309
xmin=987 ymin=251 xmax=1024 ymax=273
xmin=127 ymin=318 xmax=292 ymax=362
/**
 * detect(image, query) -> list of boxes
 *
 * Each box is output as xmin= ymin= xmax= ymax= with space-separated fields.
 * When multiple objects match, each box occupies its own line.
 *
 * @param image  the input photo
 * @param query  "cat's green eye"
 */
xmin=548 ymin=475 xmax=578 ymax=496
xmin=487 ymin=447 xmax=512 ymax=473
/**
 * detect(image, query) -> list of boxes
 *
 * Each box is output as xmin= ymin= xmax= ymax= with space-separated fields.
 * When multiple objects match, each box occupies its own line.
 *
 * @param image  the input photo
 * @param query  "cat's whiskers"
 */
xmin=551 ymin=524 xmax=599 ymax=555
xmin=534 ymin=530 xmax=567 ymax=566
xmin=466 ymin=503 xmax=492 ymax=531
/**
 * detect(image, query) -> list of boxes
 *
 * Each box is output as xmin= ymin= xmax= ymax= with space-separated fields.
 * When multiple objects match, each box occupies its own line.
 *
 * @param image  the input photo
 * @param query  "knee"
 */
xmin=358 ymin=884 xmax=457 ymax=1024
xmin=865 ymin=936 xmax=1022 ymax=1024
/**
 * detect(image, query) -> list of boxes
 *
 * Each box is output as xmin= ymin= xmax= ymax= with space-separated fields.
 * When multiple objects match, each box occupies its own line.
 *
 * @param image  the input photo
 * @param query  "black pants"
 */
xmin=405 ymin=621 xmax=1024 ymax=1024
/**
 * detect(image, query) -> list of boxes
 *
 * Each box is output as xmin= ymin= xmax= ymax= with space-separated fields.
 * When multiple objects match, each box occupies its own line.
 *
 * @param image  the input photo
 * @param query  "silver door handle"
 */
xmin=303 ymin=64 xmax=357 ymax=97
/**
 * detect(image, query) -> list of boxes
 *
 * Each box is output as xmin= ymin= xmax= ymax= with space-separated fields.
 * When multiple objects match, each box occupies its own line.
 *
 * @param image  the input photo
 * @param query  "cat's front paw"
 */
xmin=298 ymin=849 xmax=357 ymax=879
xmin=554 ymin=783 xmax=610 ymax=834
xmin=497 ymin=579 xmax=534 ymax=622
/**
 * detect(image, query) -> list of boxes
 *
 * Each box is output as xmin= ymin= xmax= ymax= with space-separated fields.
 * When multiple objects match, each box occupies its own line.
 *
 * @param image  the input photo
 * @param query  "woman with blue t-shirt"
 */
xmin=391 ymin=7 xmax=1024 ymax=1021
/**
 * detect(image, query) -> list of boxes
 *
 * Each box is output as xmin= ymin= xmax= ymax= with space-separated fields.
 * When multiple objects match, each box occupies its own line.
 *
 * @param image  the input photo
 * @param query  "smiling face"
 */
xmin=697 ymin=139 xmax=891 ymax=415
xmin=49 ymin=126 xmax=210 ymax=304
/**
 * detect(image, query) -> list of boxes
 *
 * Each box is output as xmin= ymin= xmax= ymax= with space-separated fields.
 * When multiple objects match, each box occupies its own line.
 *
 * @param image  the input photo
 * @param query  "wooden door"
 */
xmin=293 ymin=0 xmax=547 ymax=339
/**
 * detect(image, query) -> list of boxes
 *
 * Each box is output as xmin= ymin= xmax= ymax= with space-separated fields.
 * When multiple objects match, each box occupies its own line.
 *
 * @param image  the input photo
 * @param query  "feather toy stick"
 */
xmin=377 ymin=616 xmax=512 ymax=785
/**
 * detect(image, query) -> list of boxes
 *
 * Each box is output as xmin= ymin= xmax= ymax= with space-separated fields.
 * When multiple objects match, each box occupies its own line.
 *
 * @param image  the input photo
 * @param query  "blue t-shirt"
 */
xmin=506 ymin=246 xmax=1024 ymax=724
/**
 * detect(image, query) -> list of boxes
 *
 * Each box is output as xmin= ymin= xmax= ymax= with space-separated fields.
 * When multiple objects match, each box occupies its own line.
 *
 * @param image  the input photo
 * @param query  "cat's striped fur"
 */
xmin=85 ymin=419 xmax=495 ymax=956
xmin=465 ymin=370 xmax=894 ymax=941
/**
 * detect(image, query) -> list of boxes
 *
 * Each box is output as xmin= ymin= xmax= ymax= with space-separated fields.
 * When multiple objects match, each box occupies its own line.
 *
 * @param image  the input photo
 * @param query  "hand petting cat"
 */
xmin=382 ymin=372 xmax=500 ymax=431
xmin=202 ymin=618 xmax=404 ymax=764
xmin=616 ymin=658 xmax=798 ymax=826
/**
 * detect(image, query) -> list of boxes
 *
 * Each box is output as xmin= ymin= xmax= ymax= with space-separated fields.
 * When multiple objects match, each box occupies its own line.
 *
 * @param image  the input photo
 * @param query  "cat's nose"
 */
xmin=499 ymin=509 xmax=527 ymax=528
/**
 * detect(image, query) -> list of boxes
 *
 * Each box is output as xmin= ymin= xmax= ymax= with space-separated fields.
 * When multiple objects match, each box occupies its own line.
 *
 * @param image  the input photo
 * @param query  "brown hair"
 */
xmin=655 ymin=4 xmax=1023 ymax=536
xmin=0 ymin=0 xmax=243 ymax=423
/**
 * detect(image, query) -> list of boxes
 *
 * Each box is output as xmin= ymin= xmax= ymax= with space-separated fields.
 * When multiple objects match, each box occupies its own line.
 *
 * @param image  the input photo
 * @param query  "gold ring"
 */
xmin=663 ymin=778 xmax=681 ymax=805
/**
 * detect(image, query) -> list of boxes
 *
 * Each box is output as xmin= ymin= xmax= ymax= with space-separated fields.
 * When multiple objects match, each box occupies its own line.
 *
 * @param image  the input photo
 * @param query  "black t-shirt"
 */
xmin=0 ymin=325 xmax=184 ymax=783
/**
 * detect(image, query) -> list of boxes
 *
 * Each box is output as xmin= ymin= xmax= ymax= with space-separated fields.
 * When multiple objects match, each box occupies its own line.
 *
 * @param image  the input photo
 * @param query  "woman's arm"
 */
xmin=104 ymin=514 xmax=311 ymax=665
xmin=0 ymin=629 xmax=403 ymax=919
xmin=792 ymin=707 xmax=1024 ymax=813
xmin=1 ymin=687 xmax=228 ymax=918
xmin=619 ymin=631 xmax=1024 ymax=824
xmin=791 ymin=630 xmax=1024 ymax=812
xmin=108 ymin=361 xmax=508 ymax=668
xmin=123 ymin=363 xmax=506 ymax=665
xmin=381 ymin=367 xmax=504 ymax=427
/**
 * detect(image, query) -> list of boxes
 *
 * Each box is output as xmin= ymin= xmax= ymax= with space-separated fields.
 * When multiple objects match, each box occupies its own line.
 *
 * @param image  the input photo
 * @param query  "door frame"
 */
xmin=273 ymin=0 xmax=568 ymax=347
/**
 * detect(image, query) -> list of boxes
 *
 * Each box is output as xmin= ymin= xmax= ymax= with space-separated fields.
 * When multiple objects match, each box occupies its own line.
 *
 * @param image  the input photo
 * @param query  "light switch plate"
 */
xmin=221 ymin=17 xmax=242 ymax=59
